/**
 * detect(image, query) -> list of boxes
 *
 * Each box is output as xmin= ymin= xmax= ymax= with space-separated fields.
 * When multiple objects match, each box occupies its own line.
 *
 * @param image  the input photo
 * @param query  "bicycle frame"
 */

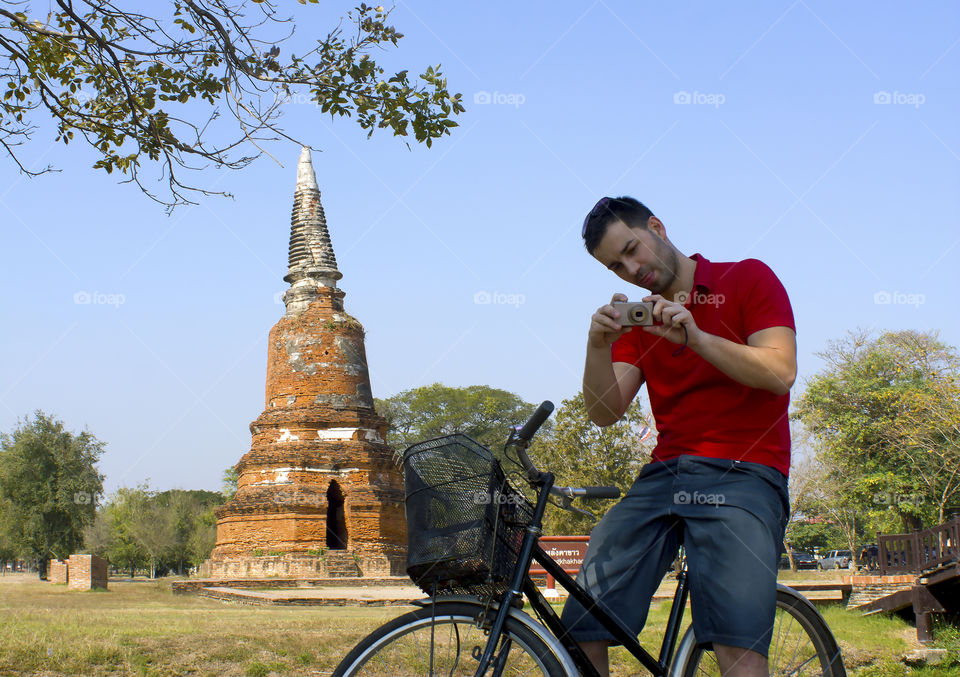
xmin=469 ymin=469 xmax=689 ymax=677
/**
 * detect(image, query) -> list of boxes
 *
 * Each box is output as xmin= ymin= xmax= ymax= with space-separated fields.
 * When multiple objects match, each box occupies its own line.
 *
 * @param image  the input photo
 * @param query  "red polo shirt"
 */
xmin=611 ymin=254 xmax=795 ymax=475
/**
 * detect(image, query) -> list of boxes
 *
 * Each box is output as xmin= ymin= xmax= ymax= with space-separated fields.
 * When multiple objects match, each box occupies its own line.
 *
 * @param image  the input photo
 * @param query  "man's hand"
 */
xmin=641 ymin=294 xmax=703 ymax=347
xmin=584 ymin=293 xmax=645 ymax=426
xmin=588 ymin=293 xmax=631 ymax=349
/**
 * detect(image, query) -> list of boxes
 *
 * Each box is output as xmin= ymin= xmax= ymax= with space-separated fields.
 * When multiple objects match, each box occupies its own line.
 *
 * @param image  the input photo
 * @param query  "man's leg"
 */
xmin=676 ymin=457 xmax=789 ymax=672
xmin=579 ymin=640 xmax=610 ymax=677
xmin=559 ymin=462 xmax=682 ymax=670
xmin=713 ymin=644 xmax=768 ymax=677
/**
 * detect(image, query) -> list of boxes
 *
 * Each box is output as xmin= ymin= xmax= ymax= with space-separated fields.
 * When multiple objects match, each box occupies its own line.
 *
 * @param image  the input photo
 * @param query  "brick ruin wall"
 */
xmin=48 ymin=559 xmax=68 ymax=584
xmin=66 ymin=553 xmax=108 ymax=590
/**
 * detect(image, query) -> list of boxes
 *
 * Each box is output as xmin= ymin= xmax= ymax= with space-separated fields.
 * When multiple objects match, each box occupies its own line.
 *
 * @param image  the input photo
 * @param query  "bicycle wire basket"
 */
xmin=402 ymin=433 xmax=535 ymax=599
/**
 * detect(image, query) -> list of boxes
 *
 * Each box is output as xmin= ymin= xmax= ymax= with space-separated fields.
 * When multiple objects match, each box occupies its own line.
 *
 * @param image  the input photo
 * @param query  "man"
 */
xmin=560 ymin=197 xmax=797 ymax=677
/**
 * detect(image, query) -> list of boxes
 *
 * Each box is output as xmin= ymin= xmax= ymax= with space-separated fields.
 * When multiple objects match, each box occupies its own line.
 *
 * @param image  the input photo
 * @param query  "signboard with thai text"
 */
xmin=529 ymin=535 xmax=589 ymax=575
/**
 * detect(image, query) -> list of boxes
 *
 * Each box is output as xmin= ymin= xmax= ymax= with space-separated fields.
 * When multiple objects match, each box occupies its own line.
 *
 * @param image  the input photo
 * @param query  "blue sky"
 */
xmin=1 ymin=1 xmax=958 ymax=496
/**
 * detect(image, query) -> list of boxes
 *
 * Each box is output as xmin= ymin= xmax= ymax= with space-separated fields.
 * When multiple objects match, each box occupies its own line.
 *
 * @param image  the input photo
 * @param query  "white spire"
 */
xmin=296 ymin=146 xmax=319 ymax=192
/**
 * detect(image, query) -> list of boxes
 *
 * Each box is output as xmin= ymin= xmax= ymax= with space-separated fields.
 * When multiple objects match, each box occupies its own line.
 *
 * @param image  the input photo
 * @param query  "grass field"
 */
xmin=0 ymin=573 xmax=957 ymax=676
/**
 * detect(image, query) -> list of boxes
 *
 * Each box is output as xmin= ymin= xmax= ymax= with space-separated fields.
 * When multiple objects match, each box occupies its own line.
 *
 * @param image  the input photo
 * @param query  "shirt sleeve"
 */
xmin=737 ymin=259 xmax=796 ymax=337
xmin=610 ymin=328 xmax=643 ymax=366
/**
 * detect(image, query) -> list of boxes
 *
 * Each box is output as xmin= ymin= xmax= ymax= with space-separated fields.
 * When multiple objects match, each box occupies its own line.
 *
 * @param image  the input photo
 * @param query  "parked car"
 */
xmin=818 ymin=549 xmax=852 ymax=570
xmin=779 ymin=551 xmax=818 ymax=570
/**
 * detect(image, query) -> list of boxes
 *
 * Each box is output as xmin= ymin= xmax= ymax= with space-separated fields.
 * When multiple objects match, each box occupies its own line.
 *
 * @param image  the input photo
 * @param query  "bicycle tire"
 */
xmin=671 ymin=587 xmax=846 ymax=677
xmin=332 ymin=601 xmax=569 ymax=677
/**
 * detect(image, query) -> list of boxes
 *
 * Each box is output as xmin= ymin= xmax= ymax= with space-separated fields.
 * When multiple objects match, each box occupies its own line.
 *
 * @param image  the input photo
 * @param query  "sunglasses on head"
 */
xmin=581 ymin=197 xmax=612 ymax=237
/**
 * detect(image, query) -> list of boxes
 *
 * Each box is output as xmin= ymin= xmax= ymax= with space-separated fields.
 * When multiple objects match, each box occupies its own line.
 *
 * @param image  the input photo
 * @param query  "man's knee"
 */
xmin=712 ymin=644 xmax=768 ymax=677
xmin=579 ymin=640 xmax=610 ymax=677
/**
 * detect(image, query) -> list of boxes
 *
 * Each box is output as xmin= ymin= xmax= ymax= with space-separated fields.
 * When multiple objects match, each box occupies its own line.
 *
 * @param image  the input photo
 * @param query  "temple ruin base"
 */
xmin=201 ymin=551 xmax=406 ymax=579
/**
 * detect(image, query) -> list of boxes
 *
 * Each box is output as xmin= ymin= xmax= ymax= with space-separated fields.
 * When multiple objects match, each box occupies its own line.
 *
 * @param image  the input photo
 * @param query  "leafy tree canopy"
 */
xmin=0 ymin=1 xmax=464 ymax=208
xmin=0 ymin=411 xmax=104 ymax=578
xmin=794 ymin=329 xmax=960 ymax=536
xmin=221 ymin=465 xmax=238 ymax=500
xmin=84 ymin=484 xmax=225 ymax=577
xmin=376 ymin=383 xmax=540 ymax=452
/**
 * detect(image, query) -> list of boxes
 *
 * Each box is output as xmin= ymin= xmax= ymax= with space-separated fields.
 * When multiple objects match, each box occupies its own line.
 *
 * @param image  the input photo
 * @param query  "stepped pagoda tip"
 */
xmin=283 ymin=146 xmax=342 ymax=300
xmin=296 ymin=146 xmax=319 ymax=192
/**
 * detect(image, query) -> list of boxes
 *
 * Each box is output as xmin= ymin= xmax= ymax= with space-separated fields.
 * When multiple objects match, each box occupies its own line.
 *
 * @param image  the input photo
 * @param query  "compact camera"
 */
xmin=611 ymin=301 xmax=655 ymax=326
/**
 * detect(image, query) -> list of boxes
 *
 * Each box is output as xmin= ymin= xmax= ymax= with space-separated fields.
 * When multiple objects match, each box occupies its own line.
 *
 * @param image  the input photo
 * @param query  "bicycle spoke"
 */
xmin=677 ymin=593 xmax=840 ymax=677
xmin=340 ymin=613 xmax=559 ymax=677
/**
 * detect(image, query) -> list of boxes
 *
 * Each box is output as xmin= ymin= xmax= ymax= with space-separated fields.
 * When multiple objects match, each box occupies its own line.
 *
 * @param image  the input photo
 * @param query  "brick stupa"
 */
xmin=204 ymin=148 xmax=406 ymax=578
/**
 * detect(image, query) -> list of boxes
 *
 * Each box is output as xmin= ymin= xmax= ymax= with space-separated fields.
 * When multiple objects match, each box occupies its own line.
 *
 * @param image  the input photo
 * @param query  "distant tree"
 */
xmin=157 ymin=489 xmax=223 ymax=575
xmin=221 ymin=466 xmax=238 ymax=500
xmin=87 ymin=485 xmax=224 ymax=577
xmin=0 ymin=412 xmax=104 ymax=579
xmin=0 ymin=1 xmax=464 ymax=208
xmin=794 ymin=330 xmax=960 ymax=539
xmin=187 ymin=505 xmax=218 ymax=570
xmin=879 ymin=331 xmax=960 ymax=524
xmin=781 ymin=421 xmax=848 ymax=569
xmin=102 ymin=485 xmax=149 ymax=577
xmin=376 ymin=383 xmax=539 ymax=452
xmin=787 ymin=519 xmax=845 ymax=556
xmin=532 ymin=393 xmax=654 ymax=536
xmin=0 ymin=497 xmax=19 ymax=573
xmin=130 ymin=495 xmax=177 ymax=578
xmin=81 ymin=508 xmax=112 ymax=560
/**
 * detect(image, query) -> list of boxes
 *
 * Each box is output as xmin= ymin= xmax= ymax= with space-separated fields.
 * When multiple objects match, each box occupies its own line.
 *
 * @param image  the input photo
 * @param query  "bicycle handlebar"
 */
xmin=516 ymin=400 xmax=555 ymax=441
xmin=510 ymin=401 xmax=621 ymax=502
xmin=561 ymin=486 xmax=622 ymax=500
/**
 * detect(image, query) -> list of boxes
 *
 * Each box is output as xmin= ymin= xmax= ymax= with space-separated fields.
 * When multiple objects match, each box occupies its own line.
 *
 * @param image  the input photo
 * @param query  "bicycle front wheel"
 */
xmin=332 ymin=601 xmax=569 ymax=677
xmin=671 ymin=587 xmax=846 ymax=677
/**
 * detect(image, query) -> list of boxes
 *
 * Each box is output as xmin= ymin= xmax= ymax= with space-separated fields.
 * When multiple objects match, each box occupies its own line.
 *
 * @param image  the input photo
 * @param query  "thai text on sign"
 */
xmin=529 ymin=535 xmax=589 ymax=575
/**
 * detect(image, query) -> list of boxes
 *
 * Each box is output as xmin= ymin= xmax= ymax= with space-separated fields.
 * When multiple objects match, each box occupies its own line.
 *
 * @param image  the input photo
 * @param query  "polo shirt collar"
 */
xmin=690 ymin=253 xmax=713 ymax=293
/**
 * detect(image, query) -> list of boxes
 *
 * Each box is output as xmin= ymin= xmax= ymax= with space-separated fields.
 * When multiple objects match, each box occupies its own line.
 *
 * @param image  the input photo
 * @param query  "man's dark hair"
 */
xmin=582 ymin=196 xmax=655 ymax=255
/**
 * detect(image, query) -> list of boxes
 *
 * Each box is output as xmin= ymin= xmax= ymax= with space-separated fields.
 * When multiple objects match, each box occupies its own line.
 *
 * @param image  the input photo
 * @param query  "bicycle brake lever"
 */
xmin=569 ymin=505 xmax=597 ymax=522
xmin=550 ymin=492 xmax=598 ymax=523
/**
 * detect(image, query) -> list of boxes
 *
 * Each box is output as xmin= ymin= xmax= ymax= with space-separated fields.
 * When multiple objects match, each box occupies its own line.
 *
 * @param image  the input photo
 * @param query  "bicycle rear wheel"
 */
xmin=671 ymin=587 xmax=846 ymax=677
xmin=332 ymin=601 xmax=569 ymax=677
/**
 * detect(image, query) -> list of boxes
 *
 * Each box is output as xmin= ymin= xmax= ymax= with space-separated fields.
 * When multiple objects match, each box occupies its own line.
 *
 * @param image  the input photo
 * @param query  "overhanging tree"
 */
xmin=0 ymin=411 xmax=104 ymax=579
xmin=0 ymin=1 xmax=464 ymax=208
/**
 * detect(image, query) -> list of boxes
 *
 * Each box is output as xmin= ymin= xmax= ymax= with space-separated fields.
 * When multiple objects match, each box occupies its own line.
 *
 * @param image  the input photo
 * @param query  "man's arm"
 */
xmin=583 ymin=293 xmax=646 ymax=426
xmin=584 ymin=355 xmax=645 ymax=426
xmin=689 ymin=326 xmax=797 ymax=396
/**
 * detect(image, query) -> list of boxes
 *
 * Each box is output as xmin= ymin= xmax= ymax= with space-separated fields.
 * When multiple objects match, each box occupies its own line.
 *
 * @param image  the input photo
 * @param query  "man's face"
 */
xmin=592 ymin=219 xmax=679 ymax=294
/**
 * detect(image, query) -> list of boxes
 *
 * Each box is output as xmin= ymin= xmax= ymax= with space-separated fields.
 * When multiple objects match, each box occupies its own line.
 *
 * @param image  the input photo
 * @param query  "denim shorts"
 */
xmin=559 ymin=455 xmax=790 ymax=656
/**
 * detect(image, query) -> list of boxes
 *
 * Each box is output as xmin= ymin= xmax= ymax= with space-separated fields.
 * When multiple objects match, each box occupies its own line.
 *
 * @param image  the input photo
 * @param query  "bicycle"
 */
xmin=333 ymin=401 xmax=846 ymax=677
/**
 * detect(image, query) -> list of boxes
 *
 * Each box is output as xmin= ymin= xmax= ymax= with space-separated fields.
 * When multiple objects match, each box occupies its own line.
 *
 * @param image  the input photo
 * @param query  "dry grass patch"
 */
xmin=0 ymin=574 xmax=400 ymax=675
xmin=2 ymin=573 xmax=956 ymax=676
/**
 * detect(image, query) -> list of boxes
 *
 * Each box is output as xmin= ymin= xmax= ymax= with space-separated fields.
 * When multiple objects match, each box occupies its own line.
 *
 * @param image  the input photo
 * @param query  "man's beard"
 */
xmin=645 ymin=238 xmax=679 ymax=294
